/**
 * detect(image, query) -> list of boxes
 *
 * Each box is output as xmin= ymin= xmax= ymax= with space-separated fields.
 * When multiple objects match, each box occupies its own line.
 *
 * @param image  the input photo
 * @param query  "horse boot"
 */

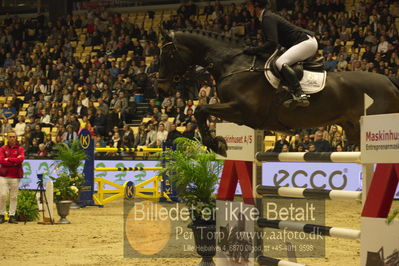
xmin=280 ymin=64 xmax=310 ymax=108
xmin=8 ymin=215 xmax=18 ymax=224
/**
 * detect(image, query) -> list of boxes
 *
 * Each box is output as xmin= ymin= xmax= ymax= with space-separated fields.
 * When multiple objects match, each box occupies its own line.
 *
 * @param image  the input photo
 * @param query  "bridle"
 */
xmin=158 ymin=41 xmax=268 ymax=85
xmin=158 ymin=41 xmax=191 ymax=83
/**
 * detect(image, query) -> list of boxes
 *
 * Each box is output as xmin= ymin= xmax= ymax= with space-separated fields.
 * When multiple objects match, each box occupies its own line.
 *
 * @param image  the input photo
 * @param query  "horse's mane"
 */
xmin=177 ymin=29 xmax=246 ymax=48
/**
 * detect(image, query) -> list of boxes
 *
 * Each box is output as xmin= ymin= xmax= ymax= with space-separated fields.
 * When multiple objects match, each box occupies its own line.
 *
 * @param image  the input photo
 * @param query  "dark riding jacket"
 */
xmin=247 ymin=11 xmax=315 ymax=53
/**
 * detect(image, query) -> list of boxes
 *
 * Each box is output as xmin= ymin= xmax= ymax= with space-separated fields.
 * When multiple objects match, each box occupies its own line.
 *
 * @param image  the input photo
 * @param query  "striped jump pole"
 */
xmin=256 ymin=185 xmax=362 ymax=201
xmin=257 ymin=219 xmax=361 ymax=240
xmin=257 ymin=256 xmax=305 ymax=266
xmin=95 ymin=167 xmax=164 ymax=172
xmin=255 ymin=152 xmax=361 ymax=164
xmin=95 ymin=147 xmax=163 ymax=153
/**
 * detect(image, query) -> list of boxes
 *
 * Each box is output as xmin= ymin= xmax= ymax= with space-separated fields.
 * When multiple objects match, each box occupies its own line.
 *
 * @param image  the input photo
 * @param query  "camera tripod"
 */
xmin=35 ymin=174 xmax=54 ymax=225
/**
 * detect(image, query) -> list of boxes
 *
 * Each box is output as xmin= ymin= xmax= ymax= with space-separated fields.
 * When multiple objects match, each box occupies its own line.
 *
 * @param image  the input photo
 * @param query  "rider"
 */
xmin=244 ymin=0 xmax=318 ymax=108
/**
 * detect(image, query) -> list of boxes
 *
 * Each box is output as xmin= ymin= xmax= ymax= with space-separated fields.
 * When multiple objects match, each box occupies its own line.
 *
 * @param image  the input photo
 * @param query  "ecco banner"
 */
xmin=262 ymin=162 xmax=363 ymax=191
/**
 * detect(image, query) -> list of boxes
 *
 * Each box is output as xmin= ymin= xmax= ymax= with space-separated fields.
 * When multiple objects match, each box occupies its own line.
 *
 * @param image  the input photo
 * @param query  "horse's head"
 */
xmin=157 ymin=29 xmax=191 ymax=96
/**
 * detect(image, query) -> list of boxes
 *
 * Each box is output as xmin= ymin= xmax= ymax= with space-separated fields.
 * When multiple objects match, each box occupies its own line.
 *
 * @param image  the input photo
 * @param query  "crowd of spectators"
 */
xmin=0 ymin=0 xmax=398 ymax=157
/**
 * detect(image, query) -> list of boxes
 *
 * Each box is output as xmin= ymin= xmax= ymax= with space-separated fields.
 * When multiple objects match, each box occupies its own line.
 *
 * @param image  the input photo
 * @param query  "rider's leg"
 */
xmin=276 ymin=36 xmax=318 ymax=107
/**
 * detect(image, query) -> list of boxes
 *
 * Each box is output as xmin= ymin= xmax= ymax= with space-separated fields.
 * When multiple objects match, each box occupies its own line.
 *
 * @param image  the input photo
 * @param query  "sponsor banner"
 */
xmin=361 ymin=114 xmax=399 ymax=163
xmin=19 ymin=159 xmax=161 ymax=190
xmin=216 ymin=123 xmax=263 ymax=162
xmin=262 ymin=162 xmax=363 ymax=191
xmin=20 ymin=160 xmax=399 ymax=198
xmin=262 ymin=162 xmax=399 ymax=198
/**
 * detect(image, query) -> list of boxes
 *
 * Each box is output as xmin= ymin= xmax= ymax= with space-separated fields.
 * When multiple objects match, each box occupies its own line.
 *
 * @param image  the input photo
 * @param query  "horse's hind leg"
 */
xmin=195 ymin=102 xmax=244 ymax=156
xmin=340 ymin=121 xmax=360 ymax=149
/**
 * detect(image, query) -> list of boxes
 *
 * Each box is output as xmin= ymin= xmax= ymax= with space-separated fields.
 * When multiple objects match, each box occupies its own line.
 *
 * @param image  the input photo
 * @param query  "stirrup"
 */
xmin=283 ymin=94 xmax=310 ymax=108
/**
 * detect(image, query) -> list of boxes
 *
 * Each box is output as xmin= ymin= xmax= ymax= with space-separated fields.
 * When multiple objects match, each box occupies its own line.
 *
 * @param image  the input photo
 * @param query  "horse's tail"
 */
xmin=389 ymin=77 xmax=399 ymax=91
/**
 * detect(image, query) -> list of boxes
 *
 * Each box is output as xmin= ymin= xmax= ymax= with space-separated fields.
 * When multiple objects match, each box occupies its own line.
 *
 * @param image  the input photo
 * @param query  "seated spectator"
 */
xmin=2 ymin=101 xmax=16 ymax=120
xmin=184 ymin=99 xmax=196 ymax=115
xmin=93 ymin=109 xmax=107 ymax=137
xmin=377 ymin=36 xmax=389 ymax=54
xmin=162 ymin=97 xmax=174 ymax=109
xmin=40 ymin=110 xmax=52 ymax=127
xmin=15 ymin=116 xmax=26 ymax=136
xmin=1 ymin=118 xmax=12 ymax=136
xmin=134 ymin=125 xmax=147 ymax=147
xmin=281 ymin=144 xmax=289 ymax=152
xmin=75 ymin=100 xmax=88 ymax=118
xmin=44 ymin=135 xmax=55 ymax=154
xmin=110 ymin=132 xmax=122 ymax=148
xmin=311 ymin=130 xmax=331 ymax=152
xmin=145 ymin=124 xmax=157 ymax=148
xmin=181 ymin=108 xmax=195 ymax=126
xmin=122 ymin=125 xmax=135 ymax=146
xmin=324 ymin=53 xmax=338 ymax=72
xmin=62 ymin=125 xmax=78 ymax=143
xmin=27 ymin=137 xmax=39 ymax=155
xmin=159 ymin=114 xmax=172 ymax=132
xmin=156 ymin=123 xmax=168 ymax=147
xmin=175 ymin=107 xmax=186 ymax=126
xmin=289 ymin=134 xmax=301 ymax=152
xmin=335 ymin=144 xmax=344 ymax=152
xmin=182 ymin=122 xmax=195 ymax=140
xmin=308 ymin=143 xmax=316 ymax=152
xmin=37 ymin=143 xmax=47 ymax=158
xmin=273 ymin=135 xmax=289 ymax=152
xmin=166 ymin=124 xmax=182 ymax=144
xmin=337 ymin=54 xmax=348 ymax=71
xmin=331 ymin=133 xmax=347 ymax=151
xmin=302 ymin=134 xmax=311 ymax=151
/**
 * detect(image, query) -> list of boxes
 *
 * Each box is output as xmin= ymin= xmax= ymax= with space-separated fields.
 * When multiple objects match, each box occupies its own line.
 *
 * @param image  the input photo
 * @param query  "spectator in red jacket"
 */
xmin=0 ymin=131 xmax=25 ymax=224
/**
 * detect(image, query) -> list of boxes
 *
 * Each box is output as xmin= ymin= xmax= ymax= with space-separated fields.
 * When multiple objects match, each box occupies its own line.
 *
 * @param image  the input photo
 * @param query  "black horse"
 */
xmin=157 ymin=29 xmax=399 ymax=156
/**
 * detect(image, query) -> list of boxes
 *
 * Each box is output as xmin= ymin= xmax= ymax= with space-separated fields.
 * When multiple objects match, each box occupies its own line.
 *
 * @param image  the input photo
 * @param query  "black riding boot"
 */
xmin=0 ymin=215 xmax=4 ymax=224
xmin=280 ymin=64 xmax=310 ymax=108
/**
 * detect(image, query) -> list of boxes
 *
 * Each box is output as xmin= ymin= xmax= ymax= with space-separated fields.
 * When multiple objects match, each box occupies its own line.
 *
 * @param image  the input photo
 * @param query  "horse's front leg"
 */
xmin=194 ymin=102 xmax=243 ymax=156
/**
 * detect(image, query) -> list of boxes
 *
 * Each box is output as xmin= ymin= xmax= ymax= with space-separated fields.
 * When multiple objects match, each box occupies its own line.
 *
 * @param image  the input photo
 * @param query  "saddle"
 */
xmin=269 ymin=47 xmax=324 ymax=80
xmin=264 ymin=48 xmax=327 ymax=94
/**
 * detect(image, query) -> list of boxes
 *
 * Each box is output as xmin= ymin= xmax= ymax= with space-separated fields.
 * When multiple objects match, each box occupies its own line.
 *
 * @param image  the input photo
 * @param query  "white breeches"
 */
xmin=275 ymin=36 xmax=319 ymax=71
xmin=0 ymin=177 xmax=20 ymax=216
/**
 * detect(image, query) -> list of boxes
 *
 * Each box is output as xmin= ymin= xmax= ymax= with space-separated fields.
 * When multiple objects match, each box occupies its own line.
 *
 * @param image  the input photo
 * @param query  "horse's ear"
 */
xmin=159 ymin=27 xmax=172 ymax=42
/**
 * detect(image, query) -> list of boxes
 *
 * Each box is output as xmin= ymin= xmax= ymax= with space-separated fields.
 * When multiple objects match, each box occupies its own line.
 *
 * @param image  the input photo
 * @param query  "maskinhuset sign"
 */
xmin=361 ymin=113 xmax=399 ymax=163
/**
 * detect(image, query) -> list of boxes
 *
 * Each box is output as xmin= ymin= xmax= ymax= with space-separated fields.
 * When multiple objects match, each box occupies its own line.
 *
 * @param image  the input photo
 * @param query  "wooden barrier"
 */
xmin=93 ymin=175 xmax=172 ymax=205
xmin=256 ymin=185 xmax=362 ymax=201
xmin=95 ymin=147 xmax=163 ymax=153
xmin=256 ymin=152 xmax=362 ymax=164
xmin=94 ymin=167 xmax=164 ymax=172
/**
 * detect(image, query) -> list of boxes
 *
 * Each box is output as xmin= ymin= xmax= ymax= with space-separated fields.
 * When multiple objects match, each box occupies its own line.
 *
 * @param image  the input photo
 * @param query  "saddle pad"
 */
xmin=264 ymin=51 xmax=327 ymax=94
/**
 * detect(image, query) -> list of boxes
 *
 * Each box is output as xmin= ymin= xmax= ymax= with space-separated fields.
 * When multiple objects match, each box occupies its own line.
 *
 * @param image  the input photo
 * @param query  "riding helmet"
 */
xmin=252 ymin=0 xmax=269 ymax=8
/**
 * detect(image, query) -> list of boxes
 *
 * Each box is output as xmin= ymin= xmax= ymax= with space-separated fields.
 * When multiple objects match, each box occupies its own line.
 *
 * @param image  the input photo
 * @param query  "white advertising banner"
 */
xmin=361 ymin=113 xmax=399 ymax=163
xmin=216 ymin=123 xmax=262 ymax=162
xmin=19 ymin=159 xmax=161 ymax=190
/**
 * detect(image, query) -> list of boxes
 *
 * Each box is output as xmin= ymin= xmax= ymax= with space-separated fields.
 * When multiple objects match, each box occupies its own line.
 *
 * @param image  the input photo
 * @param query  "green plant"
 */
xmin=16 ymin=189 xmax=39 ymax=222
xmin=159 ymin=138 xmax=223 ymax=225
xmin=52 ymin=140 xmax=87 ymax=177
xmin=50 ymin=140 xmax=87 ymax=202
xmin=51 ymin=172 xmax=83 ymax=202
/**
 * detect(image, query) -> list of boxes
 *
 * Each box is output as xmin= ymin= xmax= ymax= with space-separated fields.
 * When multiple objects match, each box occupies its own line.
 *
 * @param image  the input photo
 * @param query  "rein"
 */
xmin=218 ymin=56 xmax=270 ymax=82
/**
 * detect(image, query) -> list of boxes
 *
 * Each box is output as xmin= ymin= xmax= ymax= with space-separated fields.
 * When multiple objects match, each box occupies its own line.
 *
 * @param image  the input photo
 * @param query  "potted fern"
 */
xmin=159 ymin=138 xmax=223 ymax=265
xmin=15 ymin=189 xmax=40 ymax=223
xmin=50 ymin=140 xmax=86 ymax=224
